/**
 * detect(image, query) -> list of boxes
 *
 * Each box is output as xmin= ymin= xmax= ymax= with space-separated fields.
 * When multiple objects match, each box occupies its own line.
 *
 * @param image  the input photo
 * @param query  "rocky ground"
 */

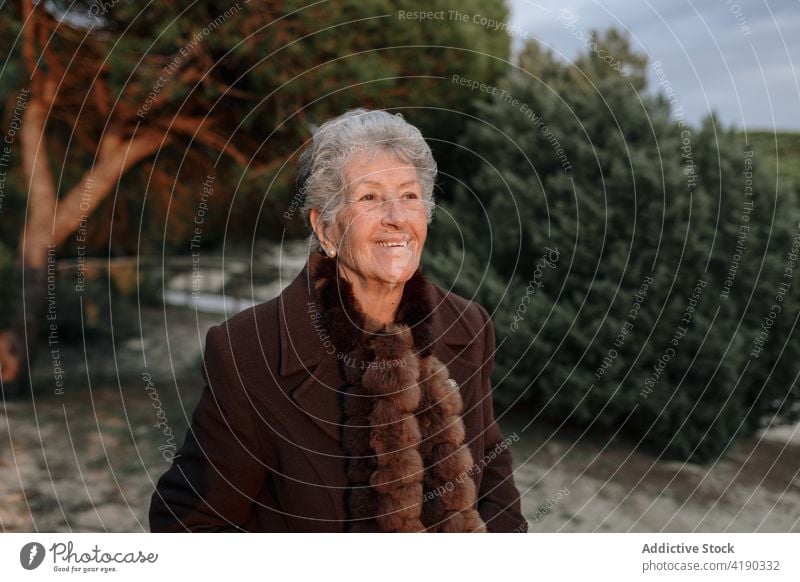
xmin=512 ymin=416 xmax=800 ymax=532
xmin=0 ymin=304 xmax=217 ymax=532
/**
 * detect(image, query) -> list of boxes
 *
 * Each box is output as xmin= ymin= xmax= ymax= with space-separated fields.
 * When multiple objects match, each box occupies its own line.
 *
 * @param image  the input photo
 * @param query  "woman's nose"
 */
xmin=380 ymin=196 xmax=408 ymax=226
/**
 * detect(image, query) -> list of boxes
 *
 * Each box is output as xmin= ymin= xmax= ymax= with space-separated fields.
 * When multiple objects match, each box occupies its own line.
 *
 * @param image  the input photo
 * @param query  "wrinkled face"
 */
xmin=329 ymin=150 xmax=428 ymax=287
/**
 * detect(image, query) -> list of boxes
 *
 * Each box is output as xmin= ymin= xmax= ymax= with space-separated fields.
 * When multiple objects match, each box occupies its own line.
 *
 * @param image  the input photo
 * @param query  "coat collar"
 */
xmin=278 ymin=252 xmax=477 ymax=378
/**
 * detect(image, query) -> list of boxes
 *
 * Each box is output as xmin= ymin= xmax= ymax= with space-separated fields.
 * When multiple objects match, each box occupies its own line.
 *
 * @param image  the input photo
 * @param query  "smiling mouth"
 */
xmin=375 ymin=241 xmax=410 ymax=248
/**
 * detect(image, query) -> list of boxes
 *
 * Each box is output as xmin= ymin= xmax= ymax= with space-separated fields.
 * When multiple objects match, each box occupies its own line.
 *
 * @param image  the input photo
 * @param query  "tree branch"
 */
xmin=51 ymin=128 xmax=166 ymax=246
xmin=164 ymin=116 xmax=249 ymax=167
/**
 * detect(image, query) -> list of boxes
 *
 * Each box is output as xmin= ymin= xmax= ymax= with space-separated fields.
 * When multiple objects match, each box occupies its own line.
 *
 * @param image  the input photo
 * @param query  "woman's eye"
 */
xmin=402 ymin=192 xmax=418 ymax=199
xmin=360 ymin=193 xmax=376 ymax=201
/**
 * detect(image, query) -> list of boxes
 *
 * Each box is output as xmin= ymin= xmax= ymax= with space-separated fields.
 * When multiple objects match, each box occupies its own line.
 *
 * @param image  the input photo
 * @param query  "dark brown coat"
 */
xmin=149 ymin=259 xmax=527 ymax=532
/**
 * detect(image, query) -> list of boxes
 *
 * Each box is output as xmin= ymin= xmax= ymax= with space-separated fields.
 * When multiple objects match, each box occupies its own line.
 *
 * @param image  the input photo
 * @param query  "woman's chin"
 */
xmin=376 ymin=260 xmax=419 ymax=285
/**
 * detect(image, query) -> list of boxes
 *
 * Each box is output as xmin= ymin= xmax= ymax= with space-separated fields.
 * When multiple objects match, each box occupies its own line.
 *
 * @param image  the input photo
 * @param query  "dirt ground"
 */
xmin=512 ymin=415 xmax=800 ymax=532
xmin=1 ymin=305 xmax=798 ymax=532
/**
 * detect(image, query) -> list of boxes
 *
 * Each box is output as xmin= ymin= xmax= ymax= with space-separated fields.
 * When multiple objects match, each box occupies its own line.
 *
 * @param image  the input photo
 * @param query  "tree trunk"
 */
xmin=0 ymin=263 xmax=46 ymax=399
xmin=0 ymin=84 xmax=55 ymax=397
xmin=0 ymin=0 xmax=206 ymax=398
xmin=0 ymin=99 xmax=162 ymax=399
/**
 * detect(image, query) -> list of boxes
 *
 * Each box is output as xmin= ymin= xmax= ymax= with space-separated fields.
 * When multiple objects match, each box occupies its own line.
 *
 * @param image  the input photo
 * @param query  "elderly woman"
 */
xmin=149 ymin=108 xmax=526 ymax=533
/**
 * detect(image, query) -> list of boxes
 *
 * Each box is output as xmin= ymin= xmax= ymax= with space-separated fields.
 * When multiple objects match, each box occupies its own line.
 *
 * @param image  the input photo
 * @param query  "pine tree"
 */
xmin=424 ymin=30 xmax=800 ymax=462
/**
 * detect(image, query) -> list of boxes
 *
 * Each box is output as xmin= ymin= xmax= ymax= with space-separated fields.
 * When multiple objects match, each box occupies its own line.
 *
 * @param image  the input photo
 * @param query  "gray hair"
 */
xmin=298 ymin=108 xmax=437 ymax=252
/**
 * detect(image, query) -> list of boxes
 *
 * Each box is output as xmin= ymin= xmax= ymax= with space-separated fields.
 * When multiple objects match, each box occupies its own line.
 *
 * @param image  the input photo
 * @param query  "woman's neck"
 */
xmin=337 ymin=264 xmax=404 ymax=328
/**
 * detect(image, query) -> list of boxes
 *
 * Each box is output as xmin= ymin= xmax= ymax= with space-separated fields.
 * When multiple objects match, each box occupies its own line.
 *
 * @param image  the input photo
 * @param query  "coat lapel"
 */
xmin=277 ymin=264 xmax=346 ymax=443
xmin=285 ymin=357 xmax=347 ymax=443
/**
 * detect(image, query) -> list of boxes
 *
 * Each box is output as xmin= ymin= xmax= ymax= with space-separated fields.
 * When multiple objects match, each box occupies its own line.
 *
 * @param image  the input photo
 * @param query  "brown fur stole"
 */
xmin=309 ymin=252 xmax=486 ymax=533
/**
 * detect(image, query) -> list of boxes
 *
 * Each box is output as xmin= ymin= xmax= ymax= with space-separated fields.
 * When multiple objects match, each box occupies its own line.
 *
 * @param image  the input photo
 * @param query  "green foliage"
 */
xmin=424 ymin=30 xmax=800 ymax=463
xmin=739 ymin=130 xmax=800 ymax=193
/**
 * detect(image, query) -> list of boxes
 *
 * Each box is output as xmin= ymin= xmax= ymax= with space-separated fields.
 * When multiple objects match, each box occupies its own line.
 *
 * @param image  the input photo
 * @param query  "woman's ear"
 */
xmin=310 ymin=208 xmax=336 ymax=255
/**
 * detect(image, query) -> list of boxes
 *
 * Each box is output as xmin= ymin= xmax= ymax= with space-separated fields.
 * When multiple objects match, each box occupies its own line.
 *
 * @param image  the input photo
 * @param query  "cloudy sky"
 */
xmin=509 ymin=0 xmax=800 ymax=130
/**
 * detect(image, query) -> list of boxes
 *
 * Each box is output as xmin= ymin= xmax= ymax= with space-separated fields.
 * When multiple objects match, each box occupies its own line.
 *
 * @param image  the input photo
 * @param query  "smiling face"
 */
xmin=324 ymin=149 xmax=428 ymax=289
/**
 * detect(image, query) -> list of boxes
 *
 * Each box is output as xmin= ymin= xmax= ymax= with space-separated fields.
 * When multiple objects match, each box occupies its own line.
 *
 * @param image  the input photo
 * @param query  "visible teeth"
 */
xmin=376 ymin=241 xmax=408 ymax=247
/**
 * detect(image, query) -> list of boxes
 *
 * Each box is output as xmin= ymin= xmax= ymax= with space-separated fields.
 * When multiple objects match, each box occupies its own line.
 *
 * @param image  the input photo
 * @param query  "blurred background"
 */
xmin=0 ymin=0 xmax=798 ymax=532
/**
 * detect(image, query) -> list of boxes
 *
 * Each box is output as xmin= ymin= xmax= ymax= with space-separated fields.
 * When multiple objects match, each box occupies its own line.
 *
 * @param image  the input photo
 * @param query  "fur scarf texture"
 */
xmin=310 ymin=251 xmax=486 ymax=533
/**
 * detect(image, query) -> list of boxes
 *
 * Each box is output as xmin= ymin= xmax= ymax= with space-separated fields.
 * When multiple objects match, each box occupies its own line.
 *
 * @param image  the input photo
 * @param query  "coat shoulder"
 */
xmin=426 ymin=280 xmax=492 ymax=344
xmin=217 ymin=294 xmax=280 ymax=338
xmin=205 ymin=294 xmax=282 ymax=371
